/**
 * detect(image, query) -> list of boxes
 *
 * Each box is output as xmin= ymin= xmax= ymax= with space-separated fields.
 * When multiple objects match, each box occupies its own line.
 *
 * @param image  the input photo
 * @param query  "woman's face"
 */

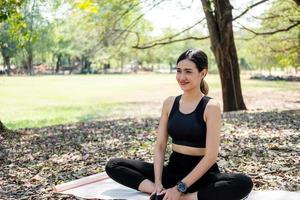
xmin=176 ymin=59 xmax=206 ymax=91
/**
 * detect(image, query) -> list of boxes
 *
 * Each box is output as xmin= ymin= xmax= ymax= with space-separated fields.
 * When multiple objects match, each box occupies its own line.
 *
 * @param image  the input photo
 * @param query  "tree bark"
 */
xmin=201 ymin=0 xmax=247 ymax=111
xmin=26 ymin=45 xmax=34 ymax=75
xmin=27 ymin=51 xmax=33 ymax=75
xmin=1 ymin=54 xmax=11 ymax=76
xmin=4 ymin=56 xmax=11 ymax=76
xmin=55 ymin=54 xmax=62 ymax=73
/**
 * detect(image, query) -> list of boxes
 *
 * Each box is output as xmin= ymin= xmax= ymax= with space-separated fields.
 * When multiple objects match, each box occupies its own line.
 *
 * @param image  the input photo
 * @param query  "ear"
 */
xmin=202 ymin=69 xmax=208 ymax=77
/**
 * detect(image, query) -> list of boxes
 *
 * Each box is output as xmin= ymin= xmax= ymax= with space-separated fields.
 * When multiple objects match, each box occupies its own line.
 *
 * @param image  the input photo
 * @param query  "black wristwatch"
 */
xmin=176 ymin=181 xmax=187 ymax=193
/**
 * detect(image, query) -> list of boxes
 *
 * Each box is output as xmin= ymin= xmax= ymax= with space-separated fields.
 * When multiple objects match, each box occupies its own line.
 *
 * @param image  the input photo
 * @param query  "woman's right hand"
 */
xmin=150 ymin=182 xmax=164 ymax=197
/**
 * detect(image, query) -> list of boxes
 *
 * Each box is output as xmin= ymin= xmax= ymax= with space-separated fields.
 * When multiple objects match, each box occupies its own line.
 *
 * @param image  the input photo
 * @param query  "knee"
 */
xmin=235 ymin=174 xmax=253 ymax=196
xmin=105 ymin=158 xmax=122 ymax=176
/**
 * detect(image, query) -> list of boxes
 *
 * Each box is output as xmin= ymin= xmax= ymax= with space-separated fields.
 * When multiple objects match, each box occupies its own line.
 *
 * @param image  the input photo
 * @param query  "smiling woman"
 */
xmin=105 ymin=48 xmax=253 ymax=200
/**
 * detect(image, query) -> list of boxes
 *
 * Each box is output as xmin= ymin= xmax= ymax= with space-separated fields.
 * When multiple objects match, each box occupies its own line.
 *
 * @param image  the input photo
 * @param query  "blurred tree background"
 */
xmin=0 ymin=0 xmax=299 ymax=113
xmin=0 ymin=0 xmax=298 ymax=76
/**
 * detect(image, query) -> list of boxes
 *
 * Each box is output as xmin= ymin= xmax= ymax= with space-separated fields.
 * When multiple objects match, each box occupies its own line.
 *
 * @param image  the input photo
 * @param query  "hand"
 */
xmin=160 ymin=186 xmax=181 ymax=200
xmin=150 ymin=182 xmax=164 ymax=198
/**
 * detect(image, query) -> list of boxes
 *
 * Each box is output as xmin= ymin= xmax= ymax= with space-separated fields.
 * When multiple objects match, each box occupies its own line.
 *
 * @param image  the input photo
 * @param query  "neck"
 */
xmin=182 ymin=89 xmax=204 ymax=101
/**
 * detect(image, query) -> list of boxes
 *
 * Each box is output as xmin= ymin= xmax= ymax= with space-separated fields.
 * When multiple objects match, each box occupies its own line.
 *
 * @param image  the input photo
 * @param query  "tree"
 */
xmin=132 ymin=0 xmax=299 ymax=111
xmin=0 ymin=0 xmax=24 ymax=22
xmin=0 ymin=0 xmax=25 ymax=76
xmin=200 ymin=0 xmax=246 ymax=111
xmin=258 ymin=0 xmax=299 ymax=73
xmin=19 ymin=0 xmax=41 ymax=75
xmin=0 ymin=0 xmax=25 ymax=130
xmin=0 ymin=21 xmax=19 ymax=75
xmin=67 ymin=0 xmax=153 ymax=73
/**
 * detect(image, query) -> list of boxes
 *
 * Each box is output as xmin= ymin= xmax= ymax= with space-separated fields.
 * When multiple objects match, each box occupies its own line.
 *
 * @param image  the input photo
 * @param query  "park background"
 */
xmin=0 ymin=0 xmax=299 ymax=199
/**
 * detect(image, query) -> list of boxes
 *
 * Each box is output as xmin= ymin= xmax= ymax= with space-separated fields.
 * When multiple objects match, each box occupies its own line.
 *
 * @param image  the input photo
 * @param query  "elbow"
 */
xmin=155 ymin=141 xmax=166 ymax=152
xmin=204 ymin=152 xmax=218 ymax=163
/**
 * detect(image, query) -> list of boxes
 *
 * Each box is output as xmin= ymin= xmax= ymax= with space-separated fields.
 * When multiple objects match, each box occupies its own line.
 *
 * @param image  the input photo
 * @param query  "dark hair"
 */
xmin=176 ymin=48 xmax=209 ymax=95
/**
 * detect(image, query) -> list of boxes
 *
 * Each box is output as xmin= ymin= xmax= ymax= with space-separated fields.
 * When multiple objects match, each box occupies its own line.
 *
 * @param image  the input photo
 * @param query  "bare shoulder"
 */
xmin=162 ymin=96 xmax=176 ymax=117
xmin=204 ymin=98 xmax=221 ymax=121
xmin=207 ymin=99 xmax=221 ymax=108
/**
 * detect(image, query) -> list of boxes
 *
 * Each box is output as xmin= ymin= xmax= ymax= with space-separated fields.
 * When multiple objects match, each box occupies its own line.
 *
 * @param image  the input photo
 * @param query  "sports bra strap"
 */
xmin=168 ymin=95 xmax=180 ymax=119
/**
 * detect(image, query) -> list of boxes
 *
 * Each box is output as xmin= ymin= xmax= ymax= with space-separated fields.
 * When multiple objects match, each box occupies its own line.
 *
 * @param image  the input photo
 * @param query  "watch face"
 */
xmin=177 ymin=181 xmax=187 ymax=193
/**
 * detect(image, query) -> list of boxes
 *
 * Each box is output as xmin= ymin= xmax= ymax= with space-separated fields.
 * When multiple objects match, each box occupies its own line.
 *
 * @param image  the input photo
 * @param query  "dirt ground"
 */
xmin=0 ymin=90 xmax=299 ymax=199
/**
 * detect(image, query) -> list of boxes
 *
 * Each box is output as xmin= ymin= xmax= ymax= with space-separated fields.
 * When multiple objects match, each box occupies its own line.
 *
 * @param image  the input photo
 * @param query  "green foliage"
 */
xmin=258 ymin=0 xmax=299 ymax=70
xmin=0 ymin=0 xmax=24 ymax=22
xmin=0 ymin=21 xmax=19 ymax=58
xmin=236 ymin=0 xmax=299 ymax=72
xmin=1 ymin=0 xmax=298 ymax=74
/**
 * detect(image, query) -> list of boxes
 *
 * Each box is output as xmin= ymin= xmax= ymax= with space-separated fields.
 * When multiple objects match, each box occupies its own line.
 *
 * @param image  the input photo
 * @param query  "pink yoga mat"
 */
xmin=53 ymin=172 xmax=149 ymax=199
xmin=53 ymin=172 xmax=300 ymax=200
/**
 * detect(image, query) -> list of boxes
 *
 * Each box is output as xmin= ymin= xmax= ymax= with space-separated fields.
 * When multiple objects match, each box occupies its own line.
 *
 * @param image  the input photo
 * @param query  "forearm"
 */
xmin=182 ymin=155 xmax=217 ymax=187
xmin=153 ymin=144 xmax=166 ymax=183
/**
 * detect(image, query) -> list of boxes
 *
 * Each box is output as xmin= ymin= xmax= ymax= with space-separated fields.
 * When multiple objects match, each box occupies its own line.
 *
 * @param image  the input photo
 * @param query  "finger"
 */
xmin=149 ymin=192 xmax=156 ymax=200
xmin=162 ymin=193 xmax=168 ymax=200
xmin=158 ymin=187 xmax=163 ymax=193
xmin=158 ymin=190 xmax=167 ymax=195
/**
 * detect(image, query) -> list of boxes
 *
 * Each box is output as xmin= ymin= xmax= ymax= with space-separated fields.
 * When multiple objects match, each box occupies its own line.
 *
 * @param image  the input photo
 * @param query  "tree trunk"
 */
xmin=27 ymin=52 xmax=33 ymax=75
xmin=26 ymin=46 xmax=34 ymax=75
xmin=5 ymin=56 xmax=11 ymax=76
xmin=201 ymin=0 xmax=246 ymax=111
xmin=1 ymin=55 xmax=11 ymax=76
xmin=56 ymin=54 xmax=62 ymax=73
xmin=169 ymin=62 xmax=173 ymax=73
xmin=120 ymin=56 xmax=124 ymax=73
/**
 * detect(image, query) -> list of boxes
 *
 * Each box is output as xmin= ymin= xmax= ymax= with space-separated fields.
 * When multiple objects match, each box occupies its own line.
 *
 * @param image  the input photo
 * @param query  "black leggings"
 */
xmin=105 ymin=151 xmax=253 ymax=200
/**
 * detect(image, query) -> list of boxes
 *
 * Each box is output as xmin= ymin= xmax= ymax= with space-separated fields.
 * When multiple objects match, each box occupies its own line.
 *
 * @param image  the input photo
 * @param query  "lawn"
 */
xmin=1 ymin=73 xmax=299 ymax=199
xmin=0 ymin=73 xmax=299 ymax=129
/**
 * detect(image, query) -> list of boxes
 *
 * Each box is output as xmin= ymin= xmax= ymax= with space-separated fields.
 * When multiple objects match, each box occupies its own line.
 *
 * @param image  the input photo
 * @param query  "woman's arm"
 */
xmin=181 ymin=99 xmax=221 ymax=187
xmin=154 ymin=97 xmax=171 ymax=185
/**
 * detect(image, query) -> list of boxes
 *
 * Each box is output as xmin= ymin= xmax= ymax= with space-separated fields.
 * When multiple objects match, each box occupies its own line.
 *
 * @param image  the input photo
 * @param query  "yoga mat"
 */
xmin=53 ymin=172 xmax=149 ymax=199
xmin=53 ymin=172 xmax=300 ymax=200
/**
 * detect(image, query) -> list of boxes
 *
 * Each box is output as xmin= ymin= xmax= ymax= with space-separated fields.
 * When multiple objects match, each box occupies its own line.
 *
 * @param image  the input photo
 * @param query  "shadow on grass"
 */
xmin=0 ymin=109 xmax=299 ymax=199
xmin=223 ymin=109 xmax=299 ymax=131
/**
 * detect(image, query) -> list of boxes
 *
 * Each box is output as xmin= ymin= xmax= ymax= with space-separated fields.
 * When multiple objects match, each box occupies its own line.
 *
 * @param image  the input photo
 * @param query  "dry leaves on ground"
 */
xmin=0 ymin=109 xmax=299 ymax=199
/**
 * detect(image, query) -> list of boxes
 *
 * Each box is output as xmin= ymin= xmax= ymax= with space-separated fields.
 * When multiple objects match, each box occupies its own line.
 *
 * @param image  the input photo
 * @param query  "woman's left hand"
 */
xmin=159 ymin=186 xmax=181 ymax=200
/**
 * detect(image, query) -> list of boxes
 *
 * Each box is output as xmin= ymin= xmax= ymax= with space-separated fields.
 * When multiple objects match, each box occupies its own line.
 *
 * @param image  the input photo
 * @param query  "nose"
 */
xmin=179 ymin=73 xmax=187 ymax=81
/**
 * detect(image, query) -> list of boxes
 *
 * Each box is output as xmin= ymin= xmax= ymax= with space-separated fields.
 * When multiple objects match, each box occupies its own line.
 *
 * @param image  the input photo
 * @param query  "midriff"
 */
xmin=172 ymin=143 xmax=206 ymax=156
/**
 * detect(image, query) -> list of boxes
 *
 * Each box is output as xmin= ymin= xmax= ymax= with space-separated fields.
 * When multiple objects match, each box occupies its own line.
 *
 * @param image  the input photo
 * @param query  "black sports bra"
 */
xmin=167 ymin=94 xmax=212 ymax=148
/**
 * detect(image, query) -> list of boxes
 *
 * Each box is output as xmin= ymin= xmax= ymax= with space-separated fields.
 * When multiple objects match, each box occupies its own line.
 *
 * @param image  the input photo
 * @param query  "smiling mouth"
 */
xmin=180 ymin=82 xmax=189 ymax=85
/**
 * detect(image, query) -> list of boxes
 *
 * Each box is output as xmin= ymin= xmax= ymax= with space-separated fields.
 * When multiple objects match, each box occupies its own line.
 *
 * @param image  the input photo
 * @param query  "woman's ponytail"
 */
xmin=200 ymin=79 xmax=209 ymax=95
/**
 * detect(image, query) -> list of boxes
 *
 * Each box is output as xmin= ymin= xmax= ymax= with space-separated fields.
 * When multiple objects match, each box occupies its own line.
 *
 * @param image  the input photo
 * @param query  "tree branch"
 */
xmin=112 ymin=0 xmax=166 ymax=42
xmin=112 ymin=28 xmax=141 ymax=46
xmin=132 ymin=35 xmax=209 ymax=49
xmin=251 ymin=13 xmax=282 ymax=20
xmin=201 ymin=0 xmax=220 ymax=44
xmin=133 ymin=18 xmax=205 ymax=48
xmin=236 ymin=20 xmax=300 ymax=36
xmin=111 ymin=0 xmax=140 ymax=28
xmin=233 ymin=0 xmax=270 ymax=21
xmin=269 ymin=45 xmax=299 ymax=53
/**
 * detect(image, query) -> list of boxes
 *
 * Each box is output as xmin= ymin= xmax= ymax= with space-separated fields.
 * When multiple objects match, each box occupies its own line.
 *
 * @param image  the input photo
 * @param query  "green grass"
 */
xmin=0 ymin=73 xmax=299 ymax=129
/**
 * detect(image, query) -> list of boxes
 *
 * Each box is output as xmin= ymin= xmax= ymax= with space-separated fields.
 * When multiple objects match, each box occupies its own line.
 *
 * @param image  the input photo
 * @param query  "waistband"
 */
xmin=168 ymin=150 xmax=219 ymax=173
xmin=171 ymin=150 xmax=204 ymax=158
xmin=167 ymin=151 xmax=204 ymax=170
xmin=169 ymin=150 xmax=204 ymax=162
